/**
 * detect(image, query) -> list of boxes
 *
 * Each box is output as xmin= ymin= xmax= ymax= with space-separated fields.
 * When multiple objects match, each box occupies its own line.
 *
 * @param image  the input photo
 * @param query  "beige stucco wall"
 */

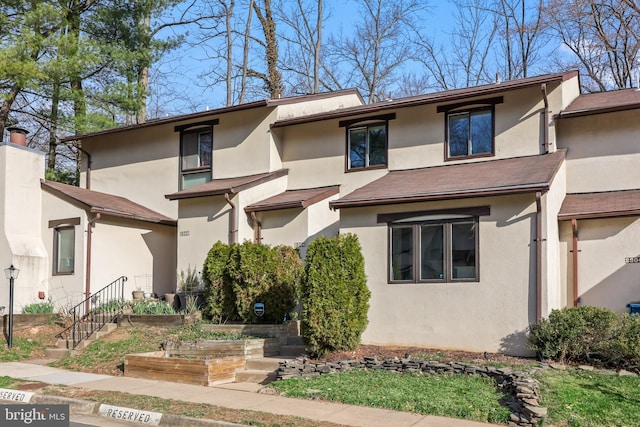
xmin=0 ymin=144 xmax=49 ymax=312
xmin=41 ymin=190 xmax=87 ymax=310
xmin=558 ymin=109 xmax=640 ymax=193
xmin=339 ymin=194 xmax=538 ymax=356
xmin=91 ymin=219 xmax=176 ymax=298
xmin=542 ymin=161 xmax=567 ymax=314
xmin=559 ymin=217 xmax=640 ymax=313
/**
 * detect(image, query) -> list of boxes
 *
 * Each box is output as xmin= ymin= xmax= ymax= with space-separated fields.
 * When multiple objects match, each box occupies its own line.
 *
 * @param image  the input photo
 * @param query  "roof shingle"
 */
xmin=559 ymin=189 xmax=640 ymax=220
xmin=245 ymin=186 xmax=340 ymax=213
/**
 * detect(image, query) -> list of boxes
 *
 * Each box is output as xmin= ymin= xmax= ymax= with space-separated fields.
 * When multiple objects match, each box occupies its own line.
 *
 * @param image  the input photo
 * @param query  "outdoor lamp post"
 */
xmin=4 ymin=265 xmax=19 ymax=348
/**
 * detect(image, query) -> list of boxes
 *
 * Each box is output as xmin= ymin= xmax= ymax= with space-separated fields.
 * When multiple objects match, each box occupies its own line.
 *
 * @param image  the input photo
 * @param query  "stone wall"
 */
xmin=276 ymin=357 xmax=546 ymax=427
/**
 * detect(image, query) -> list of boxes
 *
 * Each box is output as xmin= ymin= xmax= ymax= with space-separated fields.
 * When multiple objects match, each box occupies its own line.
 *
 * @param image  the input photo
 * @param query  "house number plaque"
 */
xmin=625 ymin=257 xmax=640 ymax=263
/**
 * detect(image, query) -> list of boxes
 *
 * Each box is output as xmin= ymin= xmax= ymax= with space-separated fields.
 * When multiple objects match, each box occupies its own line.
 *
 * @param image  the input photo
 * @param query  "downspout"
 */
xmin=250 ymin=211 xmax=261 ymax=243
xmin=85 ymin=213 xmax=101 ymax=312
xmin=540 ymin=83 xmax=550 ymax=154
xmin=225 ymin=193 xmax=237 ymax=244
xmin=76 ymin=144 xmax=92 ymax=190
xmin=571 ymin=218 xmax=579 ymax=307
xmin=535 ymin=191 xmax=543 ymax=321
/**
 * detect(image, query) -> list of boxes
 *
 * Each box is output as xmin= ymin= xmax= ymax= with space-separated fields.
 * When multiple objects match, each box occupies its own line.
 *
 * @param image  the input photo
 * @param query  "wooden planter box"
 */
xmin=164 ymin=338 xmax=280 ymax=359
xmin=2 ymin=314 xmax=60 ymax=329
xmin=124 ymin=352 xmax=244 ymax=386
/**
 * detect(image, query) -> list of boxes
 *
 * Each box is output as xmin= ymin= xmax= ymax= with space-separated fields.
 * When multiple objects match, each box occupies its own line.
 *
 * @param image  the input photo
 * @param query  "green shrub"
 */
xmin=528 ymin=306 xmax=626 ymax=365
xmin=22 ymin=301 xmax=55 ymax=314
xmin=301 ymin=233 xmax=370 ymax=357
xmin=202 ymin=241 xmax=303 ymax=324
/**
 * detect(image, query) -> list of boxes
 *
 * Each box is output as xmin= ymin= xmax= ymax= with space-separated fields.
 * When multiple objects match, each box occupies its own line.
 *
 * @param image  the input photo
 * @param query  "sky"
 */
xmin=149 ymin=1 xmax=459 ymax=117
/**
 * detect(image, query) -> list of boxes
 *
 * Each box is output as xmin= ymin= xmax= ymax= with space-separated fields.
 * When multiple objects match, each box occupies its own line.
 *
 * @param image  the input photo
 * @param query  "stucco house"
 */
xmin=1 ymin=71 xmax=639 ymax=355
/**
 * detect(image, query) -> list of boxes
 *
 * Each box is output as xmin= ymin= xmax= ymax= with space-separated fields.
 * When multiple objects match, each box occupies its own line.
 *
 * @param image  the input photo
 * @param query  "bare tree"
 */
xmin=251 ymin=0 xmax=284 ymax=98
xmin=547 ymin=0 xmax=640 ymax=91
xmin=329 ymin=0 xmax=427 ymax=103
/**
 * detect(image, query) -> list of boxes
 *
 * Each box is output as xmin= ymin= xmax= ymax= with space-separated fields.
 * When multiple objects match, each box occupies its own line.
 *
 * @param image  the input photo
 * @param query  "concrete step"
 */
xmin=234 ymin=369 xmax=277 ymax=384
xmin=43 ymin=347 xmax=73 ymax=360
xmin=245 ymin=357 xmax=284 ymax=371
xmin=279 ymin=344 xmax=307 ymax=356
xmin=286 ymin=336 xmax=305 ymax=346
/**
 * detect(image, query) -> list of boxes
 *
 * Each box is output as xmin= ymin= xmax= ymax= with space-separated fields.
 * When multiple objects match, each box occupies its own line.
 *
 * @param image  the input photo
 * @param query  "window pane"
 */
xmin=349 ymin=128 xmax=367 ymax=169
xmin=368 ymin=125 xmax=387 ymax=166
xmin=56 ymin=227 xmax=74 ymax=274
xmin=448 ymin=113 xmax=469 ymax=157
xmin=470 ymin=111 xmax=492 ymax=155
xmin=199 ymin=131 xmax=213 ymax=167
xmin=391 ymin=227 xmax=414 ymax=281
xmin=181 ymin=133 xmax=199 ymax=170
xmin=420 ymin=225 xmax=444 ymax=280
xmin=183 ymin=171 xmax=211 ymax=189
xmin=451 ymin=222 xmax=476 ymax=279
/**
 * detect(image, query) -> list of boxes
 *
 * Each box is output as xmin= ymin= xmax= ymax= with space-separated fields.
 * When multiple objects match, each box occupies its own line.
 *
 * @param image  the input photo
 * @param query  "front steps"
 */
xmin=44 ymin=322 xmax=118 ymax=360
xmin=234 ymin=335 xmax=307 ymax=385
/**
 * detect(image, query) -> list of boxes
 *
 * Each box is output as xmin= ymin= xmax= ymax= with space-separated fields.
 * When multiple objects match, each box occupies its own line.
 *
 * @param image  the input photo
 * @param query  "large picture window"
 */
xmin=390 ymin=218 xmax=478 ymax=283
xmin=181 ymin=127 xmax=213 ymax=189
xmin=446 ymin=107 xmax=494 ymax=159
xmin=53 ymin=226 xmax=75 ymax=275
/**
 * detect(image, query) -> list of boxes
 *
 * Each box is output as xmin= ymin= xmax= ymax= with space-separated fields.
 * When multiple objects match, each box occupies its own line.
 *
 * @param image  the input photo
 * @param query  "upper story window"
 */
xmin=340 ymin=113 xmax=395 ymax=172
xmin=439 ymin=97 xmax=501 ymax=161
xmin=176 ymin=119 xmax=218 ymax=189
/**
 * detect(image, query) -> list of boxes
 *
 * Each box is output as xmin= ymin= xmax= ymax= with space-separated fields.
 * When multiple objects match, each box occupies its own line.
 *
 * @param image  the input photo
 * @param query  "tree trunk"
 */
xmin=253 ymin=0 xmax=283 ymax=99
xmin=47 ymin=80 xmax=61 ymax=171
xmin=0 ymin=84 xmax=21 ymax=139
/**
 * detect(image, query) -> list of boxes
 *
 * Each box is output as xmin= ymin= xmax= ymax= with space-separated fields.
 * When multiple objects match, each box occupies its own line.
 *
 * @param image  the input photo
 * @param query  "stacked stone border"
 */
xmin=276 ymin=357 xmax=546 ymax=427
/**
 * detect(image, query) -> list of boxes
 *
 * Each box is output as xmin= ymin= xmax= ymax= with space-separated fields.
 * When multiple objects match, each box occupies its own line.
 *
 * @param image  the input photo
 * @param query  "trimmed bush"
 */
xmin=202 ymin=241 xmax=303 ymax=324
xmin=528 ymin=306 xmax=640 ymax=371
xmin=301 ymin=233 xmax=370 ymax=358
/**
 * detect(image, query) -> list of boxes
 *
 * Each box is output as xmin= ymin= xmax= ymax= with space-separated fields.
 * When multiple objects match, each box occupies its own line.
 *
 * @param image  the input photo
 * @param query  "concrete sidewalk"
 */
xmin=0 ymin=361 xmax=500 ymax=427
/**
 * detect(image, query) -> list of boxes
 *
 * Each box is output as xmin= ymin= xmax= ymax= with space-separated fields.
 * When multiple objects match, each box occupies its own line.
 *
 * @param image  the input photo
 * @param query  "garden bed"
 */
xmin=124 ymin=351 xmax=244 ymax=386
xmin=116 ymin=314 xmax=186 ymax=327
xmin=2 ymin=314 xmax=60 ymax=329
xmin=163 ymin=338 xmax=280 ymax=359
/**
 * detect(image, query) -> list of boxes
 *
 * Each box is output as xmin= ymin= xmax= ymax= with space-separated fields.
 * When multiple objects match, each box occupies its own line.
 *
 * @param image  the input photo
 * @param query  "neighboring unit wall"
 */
xmin=339 ymin=194 xmax=538 ymax=356
xmin=559 ymin=217 xmax=640 ymax=313
xmin=0 ymin=144 xmax=49 ymax=312
xmin=274 ymin=92 xmax=364 ymax=120
xmin=558 ymin=110 xmax=640 ymax=193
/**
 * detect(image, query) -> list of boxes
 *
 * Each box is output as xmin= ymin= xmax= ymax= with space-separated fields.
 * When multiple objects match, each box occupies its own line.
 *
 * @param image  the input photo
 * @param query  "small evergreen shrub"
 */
xmin=528 ymin=306 xmax=640 ymax=371
xmin=301 ymin=233 xmax=370 ymax=357
xmin=202 ymin=241 xmax=303 ymax=324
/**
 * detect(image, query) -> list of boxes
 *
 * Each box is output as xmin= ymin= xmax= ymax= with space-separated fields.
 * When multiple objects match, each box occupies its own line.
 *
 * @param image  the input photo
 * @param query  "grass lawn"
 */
xmin=269 ymin=369 xmax=512 ymax=424
xmin=537 ymin=368 xmax=640 ymax=427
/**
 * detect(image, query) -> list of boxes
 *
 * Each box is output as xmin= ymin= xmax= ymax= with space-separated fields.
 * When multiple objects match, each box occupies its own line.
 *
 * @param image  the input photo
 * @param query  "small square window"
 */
xmin=446 ymin=108 xmax=493 ymax=159
xmin=54 ymin=226 xmax=75 ymax=275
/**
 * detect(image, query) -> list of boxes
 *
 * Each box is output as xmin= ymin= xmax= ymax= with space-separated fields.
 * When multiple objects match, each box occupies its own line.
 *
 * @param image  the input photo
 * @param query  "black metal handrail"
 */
xmin=61 ymin=276 xmax=127 ymax=349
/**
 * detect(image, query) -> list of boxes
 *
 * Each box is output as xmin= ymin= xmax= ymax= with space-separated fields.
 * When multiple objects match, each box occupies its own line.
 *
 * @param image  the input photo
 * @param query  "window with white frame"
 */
xmin=180 ymin=127 xmax=213 ymax=189
xmin=387 ymin=211 xmax=482 ymax=283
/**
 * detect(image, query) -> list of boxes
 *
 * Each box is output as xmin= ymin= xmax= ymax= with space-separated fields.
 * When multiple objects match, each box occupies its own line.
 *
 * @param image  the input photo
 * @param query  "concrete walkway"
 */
xmin=0 ymin=361 xmax=501 ymax=427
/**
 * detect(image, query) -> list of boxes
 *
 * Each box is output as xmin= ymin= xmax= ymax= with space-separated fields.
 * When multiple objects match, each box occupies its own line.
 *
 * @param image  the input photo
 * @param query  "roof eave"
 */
xmin=329 ymin=184 xmax=550 ymax=210
xmin=557 ymin=101 xmax=640 ymax=119
xmin=558 ymin=209 xmax=640 ymax=221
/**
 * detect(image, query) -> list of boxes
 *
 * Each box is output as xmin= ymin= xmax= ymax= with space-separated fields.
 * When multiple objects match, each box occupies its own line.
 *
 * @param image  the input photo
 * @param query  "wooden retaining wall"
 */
xmin=124 ymin=352 xmax=245 ymax=386
xmin=164 ymin=338 xmax=280 ymax=359
xmin=202 ymin=321 xmax=300 ymax=346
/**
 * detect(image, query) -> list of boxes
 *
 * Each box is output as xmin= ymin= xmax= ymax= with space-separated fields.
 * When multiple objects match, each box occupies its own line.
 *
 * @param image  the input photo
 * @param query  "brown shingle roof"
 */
xmin=245 ymin=186 xmax=340 ymax=213
xmin=329 ymin=150 xmax=566 ymax=209
xmin=272 ymin=71 xmax=578 ymax=128
xmin=165 ymin=169 xmax=288 ymax=200
xmin=558 ymin=88 xmax=640 ymax=119
xmin=41 ymin=180 xmax=176 ymax=226
xmin=558 ymin=189 xmax=640 ymax=220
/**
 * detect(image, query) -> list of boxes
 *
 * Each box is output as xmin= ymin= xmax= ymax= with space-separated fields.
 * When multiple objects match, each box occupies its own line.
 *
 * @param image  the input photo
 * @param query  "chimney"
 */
xmin=6 ymin=126 xmax=29 ymax=146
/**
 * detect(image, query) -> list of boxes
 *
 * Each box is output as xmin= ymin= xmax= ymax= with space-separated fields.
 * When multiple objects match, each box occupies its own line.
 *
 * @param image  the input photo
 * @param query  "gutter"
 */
xmin=85 ymin=213 xmax=101 ymax=312
xmin=535 ymin=192 xmax=544 ymax=321
xmin=224 ymin=193 xmax=237 ymax=244
xmin=540 ymin=84 xmax=550 ymax=154
xmin=571 ymin=219 xmax=579 ymax=307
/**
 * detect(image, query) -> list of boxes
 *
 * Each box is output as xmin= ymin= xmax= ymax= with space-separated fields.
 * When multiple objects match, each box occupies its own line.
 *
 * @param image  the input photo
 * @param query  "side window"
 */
xmin=390 ymin=218 xmax=478 ymax=283
xmin=348 ymin=123 xmax=388 ymax=170
xmin=446 ymin=108 xmax=493 ymax=159
xmin=181 ymin=127 xmax=213 ymax=189
xmin=54 ymin=226 xmax=75 ymax=275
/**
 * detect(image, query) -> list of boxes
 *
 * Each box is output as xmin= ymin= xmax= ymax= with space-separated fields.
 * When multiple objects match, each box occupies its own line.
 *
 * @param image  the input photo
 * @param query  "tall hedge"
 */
xmin=202 ymin=241 xmax=303 ymax=324
xmin=301 ymin=233 xmax=370 ymax=357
